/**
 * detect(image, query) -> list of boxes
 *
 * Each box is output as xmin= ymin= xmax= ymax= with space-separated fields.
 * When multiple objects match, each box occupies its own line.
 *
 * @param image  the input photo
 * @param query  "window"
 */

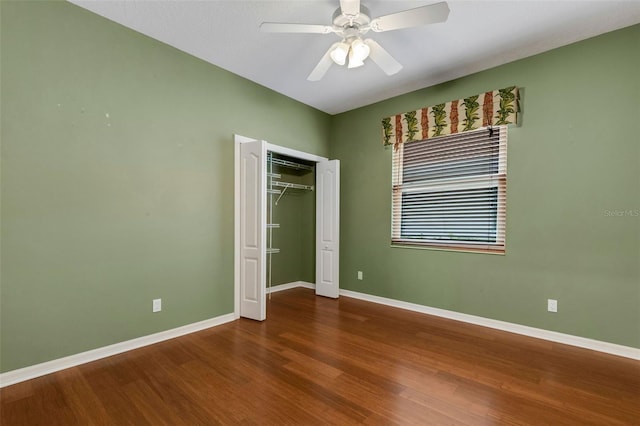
xmin=392 ymin=126 xmax=507 ymax=254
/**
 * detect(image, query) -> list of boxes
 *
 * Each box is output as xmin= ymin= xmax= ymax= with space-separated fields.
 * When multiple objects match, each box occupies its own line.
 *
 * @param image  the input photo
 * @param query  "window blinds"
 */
xmin=392 ymin=126 xmax=507 ymax=253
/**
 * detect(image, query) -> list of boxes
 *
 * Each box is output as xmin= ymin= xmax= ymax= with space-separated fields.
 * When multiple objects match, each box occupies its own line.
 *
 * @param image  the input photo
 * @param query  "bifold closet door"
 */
xmin=239 ymin=140 xmax=266 ymax=321
xmin=316 ymin=160 xmax=340 ymax=298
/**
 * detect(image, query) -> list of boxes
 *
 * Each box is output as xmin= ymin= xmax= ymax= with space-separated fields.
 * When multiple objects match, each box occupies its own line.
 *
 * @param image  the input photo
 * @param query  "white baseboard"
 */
xmin=339 ymin=289 xmax=640 ymax=360
xmin=0 ymin=313 xmax=236 ymax=388
xmin=4 ymin=284 xmax=637 ymax=388
xmin=267 ymin=281 xmax=315 ymax=294
xmin=270 ymin=283 xmax=639 ymax=359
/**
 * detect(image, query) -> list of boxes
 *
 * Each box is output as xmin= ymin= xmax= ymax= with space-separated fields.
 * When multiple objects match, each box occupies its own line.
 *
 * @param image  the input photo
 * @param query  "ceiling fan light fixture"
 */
xmin=330 ymin=42 xmax=349 ymax=65
xmin=347 ymin=47 xmax=365 ymax=69
xmin=350 ymin=38 xmax=370 ymax=62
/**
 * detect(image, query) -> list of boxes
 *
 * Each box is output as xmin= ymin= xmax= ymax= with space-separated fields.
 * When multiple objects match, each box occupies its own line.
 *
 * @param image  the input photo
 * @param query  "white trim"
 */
xmin=249 ymin=279 xmax=640 ymax=360
xmin=267 ymin=281 xmax=315 ymax=294
xmin=0 ymin=313 xmax=236 ymax=388
xmin=4 ymin=285 xmax=637 ymax=388
xmin=339 ymin=289 xmax=640 ymax=360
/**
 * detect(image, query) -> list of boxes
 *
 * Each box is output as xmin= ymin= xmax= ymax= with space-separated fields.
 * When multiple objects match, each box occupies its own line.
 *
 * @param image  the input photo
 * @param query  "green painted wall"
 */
xmin=331 ymin=25 xmax=640 ymax=348
xmin=1 ymin=1 xmax=638 ymax=375
xmin=0 ymin=1 xmax=330 ymax=372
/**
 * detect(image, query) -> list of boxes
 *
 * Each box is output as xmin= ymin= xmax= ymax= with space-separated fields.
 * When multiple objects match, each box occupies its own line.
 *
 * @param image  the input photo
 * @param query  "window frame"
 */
xmin=391 ymin=126 xmax=507 ymax=254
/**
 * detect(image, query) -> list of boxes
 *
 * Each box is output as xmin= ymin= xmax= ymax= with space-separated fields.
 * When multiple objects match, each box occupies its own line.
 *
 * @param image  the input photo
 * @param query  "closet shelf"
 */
xmin=267 ymin=223 xmax=280 ymax=229
xmin=267 ymin=172 xmax=281 ymax=179
xmin=269 ymin=157 xmax=313 ymax=171
xmin=267 ymin=188 xmax=282 ymax=195
xmin=266 ymin=248 xmax=280 ymax=254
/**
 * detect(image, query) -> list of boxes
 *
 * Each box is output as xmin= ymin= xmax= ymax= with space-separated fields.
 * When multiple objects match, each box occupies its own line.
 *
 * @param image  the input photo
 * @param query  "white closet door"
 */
xmin=316 ymin=160 xmax=340 ymax=298
xmin=239 ymin=140 xmax=266 ymax=320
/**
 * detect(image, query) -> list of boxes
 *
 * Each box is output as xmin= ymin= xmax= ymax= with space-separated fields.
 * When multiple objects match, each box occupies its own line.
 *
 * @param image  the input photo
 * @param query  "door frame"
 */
xmin=234 ymin=134 xmax=329 ymax=319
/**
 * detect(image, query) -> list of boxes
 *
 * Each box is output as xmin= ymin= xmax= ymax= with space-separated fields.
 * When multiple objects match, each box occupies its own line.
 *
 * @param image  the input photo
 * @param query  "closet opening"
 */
xmin=266 ymin=152 xmax=315 ymax=299
xmin=234 ymin=135 xmax=340 ymax=321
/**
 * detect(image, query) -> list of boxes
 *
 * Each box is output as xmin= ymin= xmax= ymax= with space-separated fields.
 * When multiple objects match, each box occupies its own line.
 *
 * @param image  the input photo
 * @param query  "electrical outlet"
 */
xmin=357 ymin=271 xmax=363 ymax=280
xmin=153 ymin=298 xmax=162 ymax=313
xmin=547 ymin=299 xmax=557 ymax=313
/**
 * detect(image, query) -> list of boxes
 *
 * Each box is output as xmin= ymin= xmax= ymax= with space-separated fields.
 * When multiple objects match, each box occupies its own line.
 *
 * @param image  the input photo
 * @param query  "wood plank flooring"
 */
xmin=1 ymin=288 xmax=639 ymax=425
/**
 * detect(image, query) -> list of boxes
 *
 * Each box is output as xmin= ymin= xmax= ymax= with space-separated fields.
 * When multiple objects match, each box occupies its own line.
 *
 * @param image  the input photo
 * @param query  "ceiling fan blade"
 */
xmin=364 ymin=39 xmax=403 ymax=75
xmin=340 ymin=0 xmax=361 ymax=17
xmin=307 ymin=44 xmax=338 ymax=81
xmin=370 ymin=2 xmax=450 ymax=32
xmin=260 ymin=22 xmax=334 ymax=34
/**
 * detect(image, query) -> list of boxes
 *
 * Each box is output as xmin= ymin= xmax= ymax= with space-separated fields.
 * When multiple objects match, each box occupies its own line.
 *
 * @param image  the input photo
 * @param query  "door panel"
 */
xmin=321 ymin=250 xmax=333 ymax=283
xmin=239 ymin=140 xmax=266 ymax=320
xmin=316 ymin=160 xmax=340 ymax=298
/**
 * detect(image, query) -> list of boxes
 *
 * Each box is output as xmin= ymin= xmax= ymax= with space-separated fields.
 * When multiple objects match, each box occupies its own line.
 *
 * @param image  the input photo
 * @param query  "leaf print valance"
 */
xmin=382 ymin=86 xmax=519 ymax=147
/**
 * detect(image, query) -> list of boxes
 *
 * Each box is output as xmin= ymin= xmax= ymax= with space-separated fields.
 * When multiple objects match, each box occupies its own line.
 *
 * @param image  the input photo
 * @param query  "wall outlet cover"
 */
xmin=153 ymin=298 xmax=162 ymax=313
xmin=357 ymin=271 xmax=363 ymax=280
xmin=547 ymin=299 xmax=557 ymax=313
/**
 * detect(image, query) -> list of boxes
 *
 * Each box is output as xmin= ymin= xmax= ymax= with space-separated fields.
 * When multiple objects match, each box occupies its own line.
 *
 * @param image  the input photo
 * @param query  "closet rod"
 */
xmin=272 ymin=181 xmax=314 ymax=191
xmin=274 ymin=182 xmax=313 ymax=205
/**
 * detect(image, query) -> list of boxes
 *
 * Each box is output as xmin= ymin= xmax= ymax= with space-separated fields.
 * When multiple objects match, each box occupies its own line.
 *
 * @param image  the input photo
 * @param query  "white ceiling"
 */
xmin=69 ymin=0 xmax=640 ymax=115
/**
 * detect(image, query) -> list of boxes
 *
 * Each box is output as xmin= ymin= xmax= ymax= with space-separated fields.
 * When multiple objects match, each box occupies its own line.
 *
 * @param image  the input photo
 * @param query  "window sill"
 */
xmin=390 ymin=242 xmax=505 ymax=255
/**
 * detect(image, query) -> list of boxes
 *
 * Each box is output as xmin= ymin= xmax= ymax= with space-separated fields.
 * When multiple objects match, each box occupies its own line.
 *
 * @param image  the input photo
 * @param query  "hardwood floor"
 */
xmin=2 ymin=288 xmax=639 ymax=425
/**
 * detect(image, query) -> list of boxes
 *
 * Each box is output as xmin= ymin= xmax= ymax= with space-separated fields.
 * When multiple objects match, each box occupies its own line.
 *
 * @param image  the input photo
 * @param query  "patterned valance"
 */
xmin=382 ymin=86 xmax=519 ymax=147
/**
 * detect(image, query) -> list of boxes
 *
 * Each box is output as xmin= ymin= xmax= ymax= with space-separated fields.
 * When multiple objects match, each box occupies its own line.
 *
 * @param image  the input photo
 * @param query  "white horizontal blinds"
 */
xmin=392 ymin=126 xmax=507 ymax=253
xmin=403 ymin=131 xmax=500 ymax=182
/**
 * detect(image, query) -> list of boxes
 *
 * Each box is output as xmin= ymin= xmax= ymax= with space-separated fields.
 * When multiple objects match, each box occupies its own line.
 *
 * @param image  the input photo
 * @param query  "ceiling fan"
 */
xmin=260 ymin=0 xmax=450 ymax=81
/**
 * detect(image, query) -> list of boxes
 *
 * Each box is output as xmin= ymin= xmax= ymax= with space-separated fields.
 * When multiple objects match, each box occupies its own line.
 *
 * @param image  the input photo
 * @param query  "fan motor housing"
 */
xmin=332 ymin=5 xmax=371 ymax=30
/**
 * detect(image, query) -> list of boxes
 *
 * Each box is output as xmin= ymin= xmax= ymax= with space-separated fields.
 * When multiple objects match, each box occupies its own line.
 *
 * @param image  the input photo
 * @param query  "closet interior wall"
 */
xmin=267 ymin=152 xmax=316 ymax=291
